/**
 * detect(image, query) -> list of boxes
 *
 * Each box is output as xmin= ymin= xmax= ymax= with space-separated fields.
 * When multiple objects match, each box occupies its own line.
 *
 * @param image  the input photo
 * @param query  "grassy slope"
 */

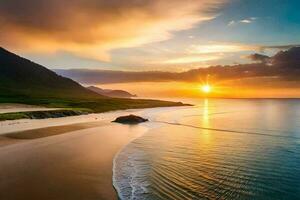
xmin=0 ymin=95 xmax=188 ymax=121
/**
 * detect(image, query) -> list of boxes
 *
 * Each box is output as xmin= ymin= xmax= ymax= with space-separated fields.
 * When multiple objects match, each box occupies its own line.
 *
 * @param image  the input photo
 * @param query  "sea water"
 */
xmin=113 ymin=99 xmax=300 ymax=200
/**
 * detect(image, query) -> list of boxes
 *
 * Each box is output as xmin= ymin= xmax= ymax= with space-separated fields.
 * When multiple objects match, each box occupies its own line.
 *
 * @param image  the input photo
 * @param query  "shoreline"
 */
xmin=0 ymin=95 xmax=190 ymax=122
xmin=112 ymin=126 xmax=151 ymax=200
xmin=0 ymin=123 xmax=148 ymax=199
xmin=0 ymin=102 xmax=190 ymax=122
xmin=0 ymin=107 xmax=145 ymax=136
xmin=0 ymin=104 xmax=190 ymax=136
xmin=0 ymin=106 xmax=176 ymax=200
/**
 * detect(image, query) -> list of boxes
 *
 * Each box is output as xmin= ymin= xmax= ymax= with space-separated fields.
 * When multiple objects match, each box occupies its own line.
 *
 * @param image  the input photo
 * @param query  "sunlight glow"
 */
xmin=201 ymin=85 xmax=212 ymax=93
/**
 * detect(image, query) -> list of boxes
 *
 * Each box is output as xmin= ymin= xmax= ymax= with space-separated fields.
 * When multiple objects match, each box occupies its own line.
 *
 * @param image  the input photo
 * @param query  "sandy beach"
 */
xmin=0 ymin=109 xmax=150 ymax=200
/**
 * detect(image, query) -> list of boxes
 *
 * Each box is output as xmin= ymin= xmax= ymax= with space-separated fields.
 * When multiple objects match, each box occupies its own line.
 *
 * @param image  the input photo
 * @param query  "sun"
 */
xmin=201 ymin=84 xmax=212 ymax=93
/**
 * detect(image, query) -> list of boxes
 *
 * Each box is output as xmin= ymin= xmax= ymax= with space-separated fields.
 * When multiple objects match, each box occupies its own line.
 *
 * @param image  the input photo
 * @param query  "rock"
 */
xmin=112 ymin=114 xmax=148 ymax=124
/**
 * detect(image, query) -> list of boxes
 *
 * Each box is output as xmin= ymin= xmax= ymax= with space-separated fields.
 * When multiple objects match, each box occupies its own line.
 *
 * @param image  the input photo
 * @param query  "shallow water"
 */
xmin=114 ymin=99 xmax=300 ymax=200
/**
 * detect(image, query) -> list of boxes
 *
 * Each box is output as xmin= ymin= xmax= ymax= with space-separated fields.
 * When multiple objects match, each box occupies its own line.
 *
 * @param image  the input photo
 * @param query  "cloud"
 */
xmin=248 ymin=53 xmax=270 ymax=63
xmin=260 ymin=44 xmax=300 ymax=51
xmin=240 ymin=19 xmax=252 ymax=23
xmin=272 ymin=47 xmax=300 ymax=67
xmin=155 ymin=42 xmax=259 ymax=66
xmin=188 ymin=43 xmax=256 ymax=54
xmin=228 ymin=17 xmax=257 ymax=26
xmin=0 ymin=0 xmax=227 ymax=61
xmin=55 ymin=47 xmax=300 ymax=84
xmin=108 ymin=42 xmax=261 ymax=69
xmin=227 ymin=20 xmax=235 ymax=26
xmin=55 ymin=69 xmax=179 ymax=84
xmin=240 ymin=17 xmax=257 ymax=23
xmin=163 ymin=54 xmax=221 ymax=64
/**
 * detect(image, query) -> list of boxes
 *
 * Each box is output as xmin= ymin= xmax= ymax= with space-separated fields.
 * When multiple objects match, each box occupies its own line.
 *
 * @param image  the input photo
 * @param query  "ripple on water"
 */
xmin=113 ymin=99 xmax=300 ymax=200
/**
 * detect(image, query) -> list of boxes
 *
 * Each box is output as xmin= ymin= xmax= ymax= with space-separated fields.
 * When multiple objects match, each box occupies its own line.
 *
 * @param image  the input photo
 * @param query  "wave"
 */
xmin=113 ymin=142 xmax=151 ymax=200
xmin=112 ymin=121 xmax=163 ymax=200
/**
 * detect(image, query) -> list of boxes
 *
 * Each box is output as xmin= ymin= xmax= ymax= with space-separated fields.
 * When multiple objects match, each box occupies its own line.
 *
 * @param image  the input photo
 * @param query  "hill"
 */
xmin=0 ymin=47 xmax=187 ymax=121
xmin=0 ymin=47 xmax=100 ymax=99
xmin=87 ymin=86 xmax=137 ymax=98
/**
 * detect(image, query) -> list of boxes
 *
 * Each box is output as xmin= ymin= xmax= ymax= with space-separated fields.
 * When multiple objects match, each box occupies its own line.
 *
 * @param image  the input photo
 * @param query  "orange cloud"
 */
xmin=55 ymin=47 xmax=300 ymax=85
xmin=0 ymin=0 xmax=227 ymax=61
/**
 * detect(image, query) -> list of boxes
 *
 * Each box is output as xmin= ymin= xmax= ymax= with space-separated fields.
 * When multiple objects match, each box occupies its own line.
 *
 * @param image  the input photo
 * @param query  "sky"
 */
xmin=1 ymin=0 xmax=300 ymax=97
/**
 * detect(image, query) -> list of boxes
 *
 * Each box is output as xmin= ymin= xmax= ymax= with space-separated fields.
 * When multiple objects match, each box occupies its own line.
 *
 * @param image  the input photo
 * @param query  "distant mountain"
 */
xmin=0 ymin=47 xmax=102 ymax=99
xmin=87 ymin=86 xmax=137 ymax=98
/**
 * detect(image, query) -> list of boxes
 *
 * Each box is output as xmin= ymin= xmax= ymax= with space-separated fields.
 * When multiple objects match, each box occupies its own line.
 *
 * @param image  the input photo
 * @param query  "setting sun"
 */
xmin=201 ymin=84 xmax=212 ymax=93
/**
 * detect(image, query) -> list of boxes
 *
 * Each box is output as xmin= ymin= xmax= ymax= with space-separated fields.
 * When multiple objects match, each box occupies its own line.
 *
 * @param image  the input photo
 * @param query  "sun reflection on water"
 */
xmin=201 ymin=99 xmax=211 ymax=143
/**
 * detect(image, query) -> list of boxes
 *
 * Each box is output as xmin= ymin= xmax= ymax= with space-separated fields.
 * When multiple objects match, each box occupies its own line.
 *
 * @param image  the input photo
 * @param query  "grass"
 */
xmin=0 ymin=109 xmax=90 ymax=121
xmin=0 ymin=112 xmax=28 ymax=121
xmin=0 ymin=95 xmax=189 ymax=121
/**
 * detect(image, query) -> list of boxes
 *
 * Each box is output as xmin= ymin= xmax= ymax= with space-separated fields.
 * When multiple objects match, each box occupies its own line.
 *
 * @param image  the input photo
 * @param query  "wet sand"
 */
xmin=5 ymin=121 xmax=108 ymax=139
xmin=0 ymin=120 xmax=147 ymax=200
xmin=0 ymin=121 xmax=108 ymax=147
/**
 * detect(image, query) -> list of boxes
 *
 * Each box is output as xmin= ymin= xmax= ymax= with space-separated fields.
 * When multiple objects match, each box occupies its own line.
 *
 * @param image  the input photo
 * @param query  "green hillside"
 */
xmin=0 ymin=47 xmax=187 ymax=120
xmin=0 ymin=47 xmax=101 ymax=99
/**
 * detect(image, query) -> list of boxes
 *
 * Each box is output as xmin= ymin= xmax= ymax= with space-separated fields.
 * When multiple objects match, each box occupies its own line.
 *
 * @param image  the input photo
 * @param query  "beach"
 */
xmin=1 ymin=99 xmax=300 ymax=200
xmin=0 ymin=108 xmax=153 ymax=200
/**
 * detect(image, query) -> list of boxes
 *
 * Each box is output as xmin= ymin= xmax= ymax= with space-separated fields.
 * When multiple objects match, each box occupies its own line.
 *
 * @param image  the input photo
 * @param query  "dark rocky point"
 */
xmin=112 ymin=114 xmax=148 ymax=124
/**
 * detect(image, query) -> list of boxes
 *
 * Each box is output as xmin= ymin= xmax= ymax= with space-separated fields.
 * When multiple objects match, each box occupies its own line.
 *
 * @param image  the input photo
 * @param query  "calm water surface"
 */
xmin=114 ymin=99 xmax=300 ymax=200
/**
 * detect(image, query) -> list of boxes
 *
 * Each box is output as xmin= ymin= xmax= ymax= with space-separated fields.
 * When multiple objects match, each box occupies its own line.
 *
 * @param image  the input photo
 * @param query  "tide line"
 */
xmin=154 ymin=121 xmax=300 ymax=141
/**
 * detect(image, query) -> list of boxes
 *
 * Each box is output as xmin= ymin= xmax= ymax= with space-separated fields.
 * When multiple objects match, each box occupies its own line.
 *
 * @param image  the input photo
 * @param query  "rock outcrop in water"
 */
xmin=112 ymin=115 xmax=148 ymax=124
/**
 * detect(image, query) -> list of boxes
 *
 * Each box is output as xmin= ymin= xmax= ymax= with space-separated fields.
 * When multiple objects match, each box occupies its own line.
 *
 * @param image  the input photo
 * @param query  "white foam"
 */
xmin=113 ymin=140 xmax=152 ymax=200
xmin=112 ymin=107 xmax=178 ymax=200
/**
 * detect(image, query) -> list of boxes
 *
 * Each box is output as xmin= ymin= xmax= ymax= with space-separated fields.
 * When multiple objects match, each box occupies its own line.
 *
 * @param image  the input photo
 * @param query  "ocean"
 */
xmin=113 ymin=99 xmax=300 ymax=200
